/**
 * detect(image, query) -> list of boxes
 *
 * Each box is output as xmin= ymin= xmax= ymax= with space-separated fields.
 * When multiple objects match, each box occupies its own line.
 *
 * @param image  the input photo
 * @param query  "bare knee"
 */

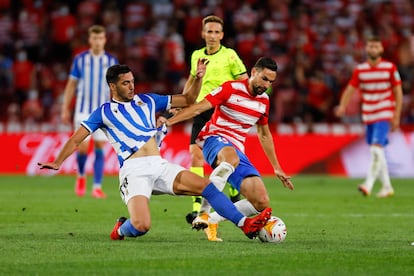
xmin=217 ymin=147 xmax=240 ymax=168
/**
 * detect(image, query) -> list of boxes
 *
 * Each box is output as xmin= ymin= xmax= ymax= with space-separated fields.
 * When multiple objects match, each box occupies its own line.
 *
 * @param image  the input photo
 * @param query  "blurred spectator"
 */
xmin=16 ymin=8 xmax=43 ymax=62
xmin=49 ymin=3 xmax=76 ymax=63
xmin=0 ymin=52 xmax=13 ymax=121
xmin=301 ymin=70 xmax=334 ymax=133
xmin=124 ymin=0 xmax=151 ymax=46
xmin=2 ymin=0 xmax=414 ymax=129
xmin=12 ymin=50 xmax=35 ymax=106
xmin=0 ymin=9 xmax=14 ymax=57
xmin=164 ymin=23 xmax=186 ymax=93
xmin=22 ymin=89 xmax=43 ymax=123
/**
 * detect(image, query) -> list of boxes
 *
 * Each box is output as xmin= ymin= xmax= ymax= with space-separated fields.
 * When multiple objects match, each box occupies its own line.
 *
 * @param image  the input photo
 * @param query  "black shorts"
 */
xmin=190 ymin=108 xmax=214 ymax=144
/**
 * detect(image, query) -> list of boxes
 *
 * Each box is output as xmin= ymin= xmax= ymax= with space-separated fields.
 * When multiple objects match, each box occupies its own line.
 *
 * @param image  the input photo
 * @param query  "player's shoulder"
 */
xmin=377 ymin=59 xmax=397 ymax=69
xmin=73 ymin=50 xmax=90 ymax=60
xmin=104 ymin=51 xmax=118 ymax=59
xmin=191 ymin=48 xmax=206 ymax=58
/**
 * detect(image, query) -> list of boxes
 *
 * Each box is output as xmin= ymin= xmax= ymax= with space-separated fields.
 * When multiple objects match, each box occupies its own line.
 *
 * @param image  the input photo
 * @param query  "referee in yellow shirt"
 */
xmin=182 ymin=15 xmax=248 ymax=240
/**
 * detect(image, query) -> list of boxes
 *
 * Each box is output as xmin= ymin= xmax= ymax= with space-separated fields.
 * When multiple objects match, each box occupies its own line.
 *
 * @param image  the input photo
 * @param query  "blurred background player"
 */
xmin=182 ymin=15 xmax=248 ymax=224
xmin=335 ymin=35 xmax=403 ymax=198
xmin=61 ymin=25 xmax=118 ymax=198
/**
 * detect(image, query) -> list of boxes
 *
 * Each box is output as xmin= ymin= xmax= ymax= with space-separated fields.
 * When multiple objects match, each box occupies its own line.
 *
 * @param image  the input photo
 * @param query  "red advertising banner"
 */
xmin=0 ymin=132 xmax=361 ymax=176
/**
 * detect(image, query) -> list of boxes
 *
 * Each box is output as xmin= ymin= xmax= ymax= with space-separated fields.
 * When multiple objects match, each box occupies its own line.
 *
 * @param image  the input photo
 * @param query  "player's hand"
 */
xmin=37 ymin=162 xmax=59 ymax=170
xmin=157 ymin=116 xmax=167 ymax=128
xmin=390 ymin=116 xmax=400 ymax=131
xmin=334 ymin=105 xmax=346 ymax=117
xmin=275 ymin=169 xmax=294 ymax=190
xmin=195 ymin=58 xmax=209 ymax=79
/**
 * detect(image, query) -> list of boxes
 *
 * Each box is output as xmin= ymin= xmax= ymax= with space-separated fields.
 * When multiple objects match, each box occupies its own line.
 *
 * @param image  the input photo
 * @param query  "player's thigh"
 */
xmin=189 ymin=144 xmax=204 ymax=166
xmin=172 ymin=170 xmax=209 ymax=196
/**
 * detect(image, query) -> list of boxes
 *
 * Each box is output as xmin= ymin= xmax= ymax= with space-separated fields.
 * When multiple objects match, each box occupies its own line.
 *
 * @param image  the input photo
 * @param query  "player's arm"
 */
xmin=235 ymin=72 xmax=248 ymax=80
xmin=166 ymin=99 xmax=212 ymax=126
xmin=170 ymin=58 xmax=209 ymax=108
xmin=334 ymin=84 xmax=357 ymax=117
xmin=257 ymin=124 xmax=294 ymax=190
xmin=37 ymin=126 xmax=90 ymax=170
xmin=61 ymin=78 xmax=78 ymax=124
xmin=391 ymin=83 xmax=403 ymax=131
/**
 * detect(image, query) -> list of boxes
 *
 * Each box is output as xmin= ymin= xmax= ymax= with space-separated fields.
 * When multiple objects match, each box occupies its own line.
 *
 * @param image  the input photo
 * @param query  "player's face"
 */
xmin=111 ymin=72 xmax=135 ymax=102
xmin=366 ymin=41 xmax=383 ymax=61
xmin=89 ymin=32 xmax=106 ymax=53
xmin=202 ymin=22 xmax=224 ymax=49
xmin=250 ymin=68 xmax=277 ymax=96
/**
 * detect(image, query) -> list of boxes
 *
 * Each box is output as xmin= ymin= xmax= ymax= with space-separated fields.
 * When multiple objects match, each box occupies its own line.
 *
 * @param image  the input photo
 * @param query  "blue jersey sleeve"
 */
xmin=142 ymin=93 xmax=171 ymax=113
xmin=69 ymin=55 xmax=81 ymax=79
xmin=81 ymin=105 xmax=104 ymax=133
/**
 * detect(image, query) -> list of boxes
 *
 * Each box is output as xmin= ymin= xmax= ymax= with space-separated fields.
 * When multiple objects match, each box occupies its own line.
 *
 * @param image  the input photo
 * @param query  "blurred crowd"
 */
xmin=1 ymin=0 xmax=414 ymax=132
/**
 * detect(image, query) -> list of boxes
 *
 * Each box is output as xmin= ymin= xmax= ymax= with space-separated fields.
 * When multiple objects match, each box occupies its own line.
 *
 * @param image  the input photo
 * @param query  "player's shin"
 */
xmin=209 ymin=162 xmax=234 ymax=191
xmin=93 ymin=148 xmax=104 ymax=187
xmin=201 ymin=183 xmax=244 ymax=226
xmin=119 ymin=219 xmax=147 ymax=237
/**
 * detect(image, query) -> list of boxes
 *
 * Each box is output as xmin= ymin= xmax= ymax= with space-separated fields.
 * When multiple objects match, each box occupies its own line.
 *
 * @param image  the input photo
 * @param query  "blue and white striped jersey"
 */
xmin=69 ymin=50 xmax=118 ymax=116
xmin=81 ymin=94 xmax=171 ymax=167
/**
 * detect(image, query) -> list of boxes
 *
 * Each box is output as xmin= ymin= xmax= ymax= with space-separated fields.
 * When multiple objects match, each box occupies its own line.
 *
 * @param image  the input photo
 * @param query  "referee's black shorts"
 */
xmin=190 ymin=108 xmax=214 ymax=145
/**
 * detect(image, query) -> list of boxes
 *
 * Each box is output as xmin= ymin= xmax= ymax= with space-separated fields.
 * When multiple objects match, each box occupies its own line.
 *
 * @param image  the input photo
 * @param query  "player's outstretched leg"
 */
xmin=240 ymin=207 xmax=272 ymax=239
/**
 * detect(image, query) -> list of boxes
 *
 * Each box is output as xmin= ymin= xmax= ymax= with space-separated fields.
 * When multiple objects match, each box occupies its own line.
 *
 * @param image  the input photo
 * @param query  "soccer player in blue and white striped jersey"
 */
xmin=38 ymin=61 xmax=273 ymax=241
xmin=61 ymin=25 xmax=118 ymax=198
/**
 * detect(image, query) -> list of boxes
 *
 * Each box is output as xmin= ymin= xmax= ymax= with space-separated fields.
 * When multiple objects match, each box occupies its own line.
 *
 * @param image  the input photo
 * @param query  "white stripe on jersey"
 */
xmin=362 ymin=110 xmax=394 ymax=122
xmin=360 ymin=82 xmax=391 ymax=91
xmin=361 ymin=91 xmax=392 ymax=102
xmin=362 ymin=100 xmax=394 ymax=112
xmin=220 ymin=105 xmax=259 ymax=126
xmin=359 ymin=71 xmax=390 ymax=81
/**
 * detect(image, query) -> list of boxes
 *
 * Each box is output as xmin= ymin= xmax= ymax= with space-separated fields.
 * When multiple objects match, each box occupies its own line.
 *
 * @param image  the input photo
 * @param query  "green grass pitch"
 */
xmin=0 ymin=174 xmax=413 ymax=275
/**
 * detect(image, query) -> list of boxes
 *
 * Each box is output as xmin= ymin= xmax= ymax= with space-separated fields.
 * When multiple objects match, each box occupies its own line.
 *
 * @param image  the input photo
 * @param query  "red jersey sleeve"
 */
xmin=204 ymin=81 xmax=232 ymax=106
xmin=348 ymin=67 xmax=360 ymax=88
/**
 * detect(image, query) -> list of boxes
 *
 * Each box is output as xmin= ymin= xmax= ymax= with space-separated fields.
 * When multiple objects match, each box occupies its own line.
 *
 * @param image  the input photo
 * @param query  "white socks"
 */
xmin=209 ymin=199 xmax=259 ymax=224
xmin=365 ymin=145 xmax=392 ymax=191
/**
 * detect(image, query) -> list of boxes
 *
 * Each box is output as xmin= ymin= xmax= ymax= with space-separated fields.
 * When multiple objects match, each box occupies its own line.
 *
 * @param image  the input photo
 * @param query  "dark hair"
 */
xmin=254 ymin=57 xmax=278 ymax=72
xmin=106 ymin=64 xmax=131 ymax=84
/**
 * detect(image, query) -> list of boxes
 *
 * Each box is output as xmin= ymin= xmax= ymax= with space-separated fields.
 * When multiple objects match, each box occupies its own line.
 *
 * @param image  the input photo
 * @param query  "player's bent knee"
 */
xmin=130 ymin=219 xmax=151 ymax=234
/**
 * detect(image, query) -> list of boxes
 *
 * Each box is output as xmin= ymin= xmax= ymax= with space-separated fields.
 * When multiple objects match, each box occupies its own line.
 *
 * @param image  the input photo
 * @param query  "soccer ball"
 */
xmin=258 ymin=216 xmax=287 ymax=243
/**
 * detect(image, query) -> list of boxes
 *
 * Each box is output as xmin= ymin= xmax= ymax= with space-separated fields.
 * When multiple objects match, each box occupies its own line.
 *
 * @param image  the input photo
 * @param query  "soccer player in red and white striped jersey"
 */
xmin=336 ymin=35 xmax=403 ymax=198
xmin=165 ymin=57 xmax=294 ymax=241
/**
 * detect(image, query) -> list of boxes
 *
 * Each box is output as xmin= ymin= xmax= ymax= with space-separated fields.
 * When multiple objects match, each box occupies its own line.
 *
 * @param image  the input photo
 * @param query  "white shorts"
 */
xmin=75 ymin=113 xmax=107 ymax=142
xmin=118 ymin=155 xmax=185 ymax=204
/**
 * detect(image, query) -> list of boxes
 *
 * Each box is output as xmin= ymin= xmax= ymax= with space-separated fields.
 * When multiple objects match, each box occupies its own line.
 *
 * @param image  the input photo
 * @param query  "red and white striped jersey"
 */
xmin=348 ymin=58 xmax=401 ymax=124
xmin=197 ymin=79 xmax=269 ymax=153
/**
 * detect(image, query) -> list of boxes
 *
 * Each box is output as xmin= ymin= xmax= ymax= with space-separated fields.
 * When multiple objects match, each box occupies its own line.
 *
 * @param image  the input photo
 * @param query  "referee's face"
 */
xmin=112 ymin=72 xmax=135 ymax=102
xmin=202 ymin=22 xmax=224 ymax=51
